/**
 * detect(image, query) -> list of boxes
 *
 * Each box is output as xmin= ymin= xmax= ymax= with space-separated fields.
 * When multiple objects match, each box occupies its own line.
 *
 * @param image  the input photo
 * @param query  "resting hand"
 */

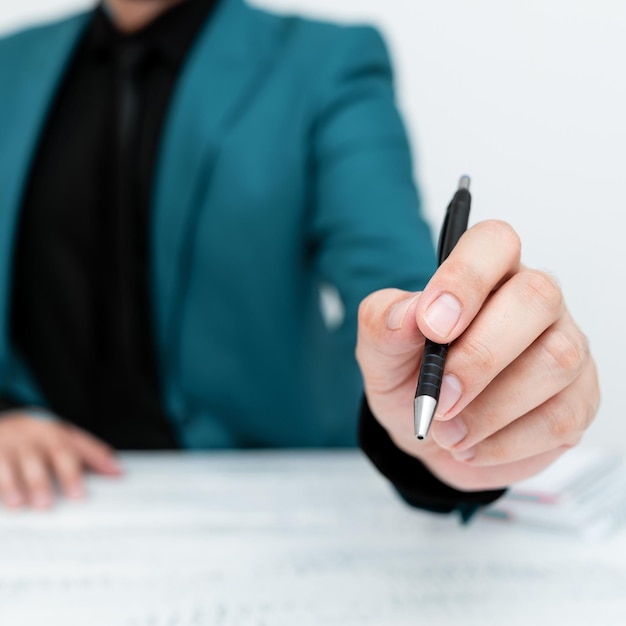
xmin=356 ymin=220 xmax=600 ymax=492
xmin=0 ymin=412 xmax=122 ymax=509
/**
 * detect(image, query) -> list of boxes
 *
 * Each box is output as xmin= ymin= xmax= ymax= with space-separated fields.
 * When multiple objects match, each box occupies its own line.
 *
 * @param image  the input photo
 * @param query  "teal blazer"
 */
xmin=0 ymin=0 xmax=436 ymax=448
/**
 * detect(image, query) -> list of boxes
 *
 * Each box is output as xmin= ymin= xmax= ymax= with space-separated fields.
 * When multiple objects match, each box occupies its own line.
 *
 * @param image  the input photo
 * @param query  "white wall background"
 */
xmin=1 ymin=1 xmax=624 ymax=450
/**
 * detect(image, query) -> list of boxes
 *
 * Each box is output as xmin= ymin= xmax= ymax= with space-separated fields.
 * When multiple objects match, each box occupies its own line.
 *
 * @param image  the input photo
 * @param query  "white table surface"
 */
xmin=0 ymin=450 xmax=625 ymax=625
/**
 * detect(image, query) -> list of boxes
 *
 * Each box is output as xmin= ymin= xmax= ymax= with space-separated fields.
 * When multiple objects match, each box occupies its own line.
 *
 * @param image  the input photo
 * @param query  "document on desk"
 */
xmin=0 ymin=451 xmax=625 ymax=626
xmin=481 ymin=446 xmax=626 ymax=538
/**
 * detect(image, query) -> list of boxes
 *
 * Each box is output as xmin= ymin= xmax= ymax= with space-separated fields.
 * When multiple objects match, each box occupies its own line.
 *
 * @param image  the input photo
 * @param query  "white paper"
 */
xmin=482 ymin=447 xmax=626 ymax=538
xmin=1 ymin=451 xmax=626 ymax=626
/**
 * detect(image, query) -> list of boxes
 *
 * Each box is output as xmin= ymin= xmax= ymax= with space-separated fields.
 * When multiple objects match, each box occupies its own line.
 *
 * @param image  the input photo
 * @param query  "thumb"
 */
xmin=356 ymin=288 xmax=425 ymax=391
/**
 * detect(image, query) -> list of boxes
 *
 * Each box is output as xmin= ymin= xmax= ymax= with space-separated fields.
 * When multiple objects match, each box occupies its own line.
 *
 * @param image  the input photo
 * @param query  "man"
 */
xmin=0 ymin=0 xmax=599 ymax=515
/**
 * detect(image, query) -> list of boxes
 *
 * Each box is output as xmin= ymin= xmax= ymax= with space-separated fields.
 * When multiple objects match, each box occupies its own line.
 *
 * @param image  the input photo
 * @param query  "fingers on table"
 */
xmin=0 ymin=423 xmax=113 ymax=510
xmin=0 ymin=440 xmax=85 ymax=509
xmin=16 ymin=446 xmax=55 ymax=509
xmin=50 ymin=448 xmax=86 ymax=499
xmin=0 ymin=450 xmax=24 ymax=509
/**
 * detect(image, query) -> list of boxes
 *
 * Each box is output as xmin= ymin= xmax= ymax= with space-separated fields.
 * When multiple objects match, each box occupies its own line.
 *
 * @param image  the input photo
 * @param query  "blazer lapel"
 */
xmin=150 ymin=0 xmax=286 ymax=373
xmin=0 ymin=14 xmax=89 ymax=371
xmin=0 ymin=0 xmax=286 ymax=390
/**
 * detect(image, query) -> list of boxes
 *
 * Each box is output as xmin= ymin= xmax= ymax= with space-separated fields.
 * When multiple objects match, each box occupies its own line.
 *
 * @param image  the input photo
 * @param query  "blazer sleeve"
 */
xmin=308 ymin=25 xmax=505 ymax=518
xmin=309 ymin=25 xmax=436 ymax=314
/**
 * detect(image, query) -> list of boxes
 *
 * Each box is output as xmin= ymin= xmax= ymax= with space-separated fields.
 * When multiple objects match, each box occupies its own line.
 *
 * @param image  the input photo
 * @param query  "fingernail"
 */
xmin=435 ymin=374 xmax=463 ymax=418
xmin=452 ymin=447 xmax=476 ymax=462
xmin=387 ymin=294 xmax=419 ymax=330
xmin=32 ymin=493 xmax=52 ymax=509
xmin=4 ymin=492 xmax=24 ymax=508
xmin=432 ymin=416 xmax=467 ymax=449
xmin=106 ymin=458 xmax=123 ymax=474
xmin=424 ymin=293 xmax=462 ymax=338
xmin=67 ymin=485 xmax=85 ymax=499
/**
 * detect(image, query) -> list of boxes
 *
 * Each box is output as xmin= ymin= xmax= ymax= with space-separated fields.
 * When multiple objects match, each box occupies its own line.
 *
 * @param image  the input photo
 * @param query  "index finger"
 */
xmin=415 ymin=220 xmax=522 ymax=343
xmin=64 ymin=427 xmax=123 ymax=476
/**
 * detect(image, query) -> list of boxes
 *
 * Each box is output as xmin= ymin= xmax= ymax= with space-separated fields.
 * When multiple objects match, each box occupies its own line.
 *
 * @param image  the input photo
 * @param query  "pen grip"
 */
xmin=415 ymin=340 xmax=449 ymax=401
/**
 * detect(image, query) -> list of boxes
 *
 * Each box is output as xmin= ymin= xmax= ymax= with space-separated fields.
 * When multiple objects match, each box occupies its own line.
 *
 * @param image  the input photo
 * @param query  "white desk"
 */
xmin=0 ymin=451 xmax=625 ymax=625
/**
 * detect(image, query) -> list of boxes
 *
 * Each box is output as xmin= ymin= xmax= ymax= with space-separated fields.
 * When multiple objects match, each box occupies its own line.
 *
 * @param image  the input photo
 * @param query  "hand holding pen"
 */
xmin=356 ymin=178 xmax=599 ymax=492
xmin=414 ymin=175 xmax=471 ymax=440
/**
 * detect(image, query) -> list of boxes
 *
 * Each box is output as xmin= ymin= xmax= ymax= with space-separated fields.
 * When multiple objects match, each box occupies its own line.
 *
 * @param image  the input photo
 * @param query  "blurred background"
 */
xmin=1 ymin=0 xmax=624 ymax=450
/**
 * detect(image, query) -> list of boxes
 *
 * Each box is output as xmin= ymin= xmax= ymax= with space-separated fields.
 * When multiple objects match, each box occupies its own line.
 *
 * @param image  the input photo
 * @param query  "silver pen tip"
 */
xmin=458 ymin=175 xmax=471 ymax=191
xmin=414 ymin=396 xmax=438 ymax=440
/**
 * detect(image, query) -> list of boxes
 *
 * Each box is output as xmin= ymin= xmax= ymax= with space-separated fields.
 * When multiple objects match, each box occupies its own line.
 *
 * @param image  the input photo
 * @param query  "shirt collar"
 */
xmin=88 ymin=0 xmax=219 ymax=66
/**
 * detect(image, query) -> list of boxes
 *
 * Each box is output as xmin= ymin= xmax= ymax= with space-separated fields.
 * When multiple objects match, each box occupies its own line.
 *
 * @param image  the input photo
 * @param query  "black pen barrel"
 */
xmin=416 ymin=339 xmax=449 ymax=401
xmin=438 ymin=188 xmax=471 ymax=264
xmin=414 ymin=176 xmax=472 ymax=439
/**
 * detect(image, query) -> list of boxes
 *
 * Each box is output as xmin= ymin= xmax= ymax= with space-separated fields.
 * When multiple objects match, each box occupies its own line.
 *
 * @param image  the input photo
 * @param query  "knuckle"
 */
xmin=543 ymin=329 xmax=588 ymax=378
xmin=590 ymin=367 xmax=601 ymax=415
xmin=356 ymin=289 xmax=415 ymax=361
xmin=8 ymin=416 xmax=59 ymax=443
xmin=0 ymin=455 xmax=15 ymax=478
xmin=544 ymin=397 xmax=581 ymax=442
xmin=357 ymin=290 xmax=390 ymax=336
xmin=463 ymin=396 xmax=502 ymax=437
xmin=58 ymin=425 xmax=89 ymax=449
xmin=479 ymin=435 xmax=511 ymax=466
xmin=38 ymin=432 xmax=65 ymax=453
xmin=577 ymin=395 xmax=598 ymax=432
xmin=18 ymin=453 xmax=48 ymax=484
xmin=482 ymin=220 xmax=522 ymax=260
xmin=458 ymin=334 xmax=497 ymax=378
xmin=52 ymin=447 xmax=79 ymax=468
xmin=443 ymin=258 xmax=488 ymax=297
xmin=357 ymin=292 xmax=377 ymax=328
xmin=519 ymin=269 xmax=563 ymax=317
xmin=560 ymin=436 xmax=583 ymax=452
xmin=25 ymin=472 xmax=48 ymax=491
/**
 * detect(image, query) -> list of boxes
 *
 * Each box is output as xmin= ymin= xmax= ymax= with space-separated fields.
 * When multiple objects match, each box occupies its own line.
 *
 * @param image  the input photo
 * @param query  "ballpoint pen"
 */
xmin=414 ymin=175 xmax=472 ymax=440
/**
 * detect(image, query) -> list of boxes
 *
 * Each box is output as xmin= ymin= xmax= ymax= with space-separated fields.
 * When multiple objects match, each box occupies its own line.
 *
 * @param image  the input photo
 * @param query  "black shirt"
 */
xmin=6 ymin=0 xmax=218 ymax=448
